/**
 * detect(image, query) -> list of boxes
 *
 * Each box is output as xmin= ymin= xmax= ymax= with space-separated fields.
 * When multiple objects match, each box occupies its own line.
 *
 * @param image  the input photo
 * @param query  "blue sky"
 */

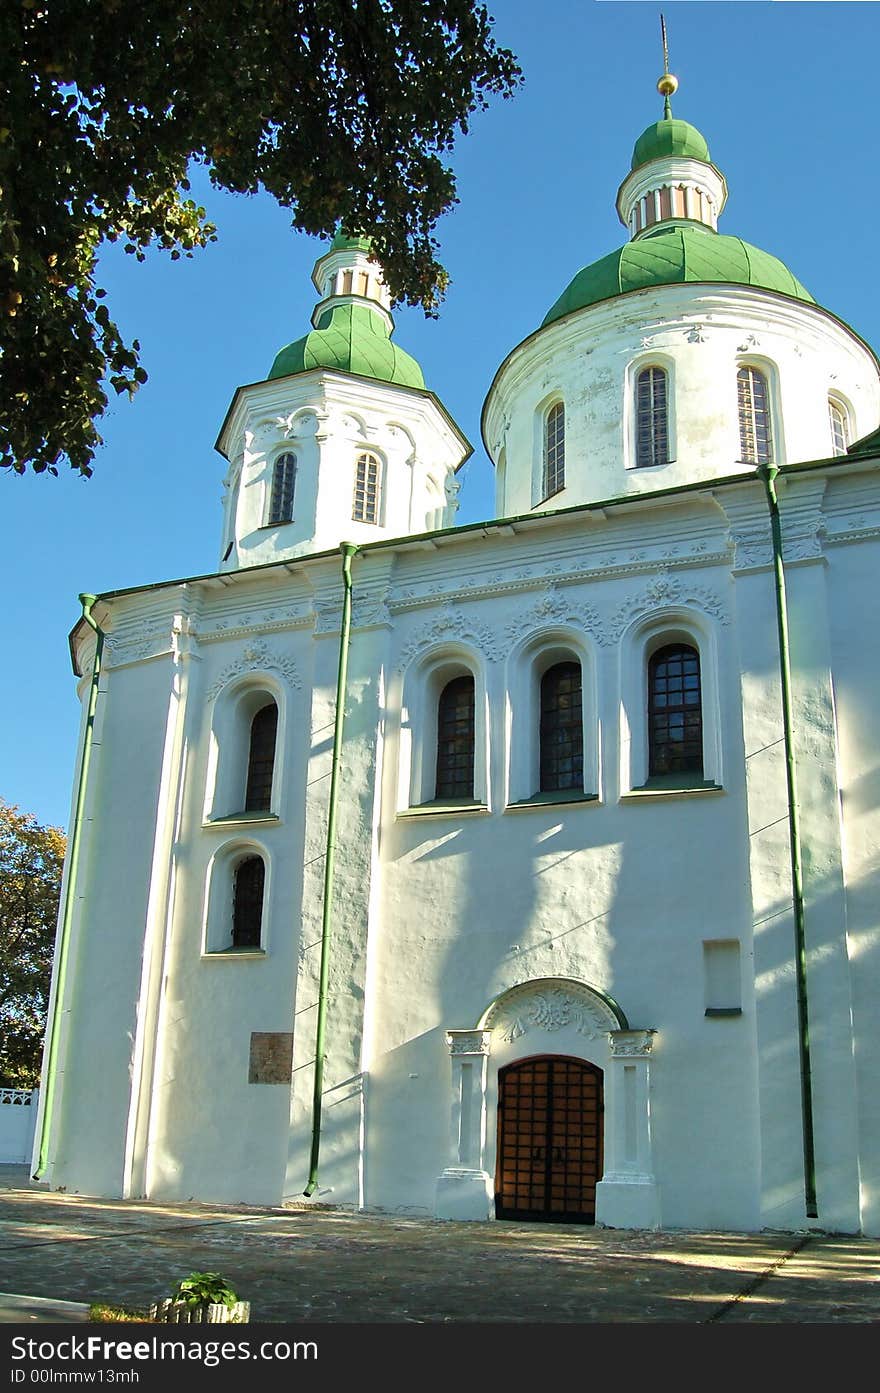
xmin=5 ymin=0 xmax=880 ymax=831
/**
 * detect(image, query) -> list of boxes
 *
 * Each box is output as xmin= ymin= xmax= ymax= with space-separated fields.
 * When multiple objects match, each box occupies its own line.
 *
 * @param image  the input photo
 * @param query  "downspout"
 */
xmin=304 ymin=543 xmax=357 ymax=1196
xmin=34 ymin=594 xmax=104 ymax=1179
xmin=756 ymin=463 xmax=818 ymax=1218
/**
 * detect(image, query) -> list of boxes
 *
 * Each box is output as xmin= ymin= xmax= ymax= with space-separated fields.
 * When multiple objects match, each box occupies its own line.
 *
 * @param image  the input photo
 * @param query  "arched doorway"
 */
xmin=495 ymin=1055 xmax=603 ymax=1223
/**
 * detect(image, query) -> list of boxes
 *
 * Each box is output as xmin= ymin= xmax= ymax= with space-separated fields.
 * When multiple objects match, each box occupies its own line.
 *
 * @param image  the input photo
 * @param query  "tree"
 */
xmin=0 ymin=0 xmax=521 ymax=478
xmin=0 ymin=799 xmax=66 ymax=1088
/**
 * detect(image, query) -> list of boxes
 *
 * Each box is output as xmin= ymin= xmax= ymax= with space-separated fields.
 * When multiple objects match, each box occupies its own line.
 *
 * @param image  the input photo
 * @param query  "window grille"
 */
xmin=352 ymin=451 xmax=381 ymax=524
xmin=435 ymin=675 xmax=475 ymax=800
xmin=539 ymin=662 xmax=583 ymax=792
xmin=636 ymin=367 xmax=669 ymax=467
xmin=244 ymin=703 xmax=278 ymax=812
xmin=737 ymin=367 xmax=773 ymax=464
xmin=828 ymin=399 xmax=849 ymax=457
xmin=268 ymin=452 xmax=296 ymax=524
xmin=648 ymin=644 xmax=703 ymax=776
xmin=543 ymin=402 xmax=565 ymax=499
xmin=232 ymin=856 xmax=265 ymax=948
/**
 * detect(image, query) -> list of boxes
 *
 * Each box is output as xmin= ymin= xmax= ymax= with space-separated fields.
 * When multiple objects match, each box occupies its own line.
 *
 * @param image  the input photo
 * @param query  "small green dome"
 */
xmin=632 ymin=117 xmax=710 ymax=170
xmin=269 ymin=302 xmax=425 ymax=389
xmin=542 ymin=227 xmax=814 ymax=327
xmin=330 ymin=231 xmax=372 ymax=254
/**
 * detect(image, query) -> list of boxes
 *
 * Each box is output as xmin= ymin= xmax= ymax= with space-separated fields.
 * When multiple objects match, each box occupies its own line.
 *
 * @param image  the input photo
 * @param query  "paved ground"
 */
xmin=0 ymin=1165 xmax=878 ymax=1324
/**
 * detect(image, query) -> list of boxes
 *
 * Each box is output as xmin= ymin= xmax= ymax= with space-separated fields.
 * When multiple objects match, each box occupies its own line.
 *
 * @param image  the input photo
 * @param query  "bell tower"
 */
xmin=215 ymin=234 xmax=471 ymax=570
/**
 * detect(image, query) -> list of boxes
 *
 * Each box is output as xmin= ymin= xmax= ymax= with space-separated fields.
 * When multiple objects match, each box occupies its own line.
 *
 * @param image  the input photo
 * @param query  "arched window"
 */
xmin=435 ymin=675 xmax=475 ymax=800
xmin=352 ymin=451 xmax=382 ymax=524
xmin=648 ymin=644 xmax=703 ymax=777
xmin=828 ymin=398 xmax=849 ymax=457
xmin=737 ymin=367 xmax=773 ymax=464
xmin=268 ymin=452 xmax=297 ymax=525
xmin=540 ymin=662 xmax=583 ymax=792
xmin=244 ymin=701 xmax=278 ymax=812
xmin=232 ymin=856 xmax=265 ymax=948
xmin=542 ymin=402 xmax=565 ymax=499
xmin=636 ymin=367 xmax=669 ymax=468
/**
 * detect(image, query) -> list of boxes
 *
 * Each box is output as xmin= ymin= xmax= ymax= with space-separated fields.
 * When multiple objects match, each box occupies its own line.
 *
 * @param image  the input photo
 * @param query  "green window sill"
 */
xmin=621 ymin=779 xmax=722 ymax=802
xmin=506 ymin=791 xmax=599 ymax=812
xmin=204 ymin=811 xmax=280 ymax=828
xmin=398 ymin=800 xmax=490 ymax=819
xmin=202 ymin=946 xmax=267 ymax=960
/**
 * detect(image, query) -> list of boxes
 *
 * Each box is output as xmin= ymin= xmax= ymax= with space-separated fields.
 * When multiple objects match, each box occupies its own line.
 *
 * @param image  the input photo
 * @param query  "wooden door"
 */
xmin=495 ymin=1056 xmax=603 ymax=1223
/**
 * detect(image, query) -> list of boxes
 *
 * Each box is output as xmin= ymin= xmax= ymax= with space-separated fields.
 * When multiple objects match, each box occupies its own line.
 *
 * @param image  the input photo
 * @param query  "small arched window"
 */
xmin=543 ymin=402 xmax=565 ymax=499
xmin=435 ymin=675 xmax=475 ymax=800
xmin=232 ymin=856 xmax=265 ymax=949
xmin=636 ymin=367 xmax=669 ymax=468
xmin=268 ymin=452 xmax=297 ymax=525
xmin=244 ymin=701 xmax=278 ymax=812
xmin=737 ymin=367 xmax=773 ymax=464
xmin=352 ymin=451 xmax=382 ymax=524
xmin=828 ymin=398 xmax=849 ymax=457
xmin=648 ymin=644 xmax=703 ymax=777
xmin=540 ymin=662 xmax=583 ymax=793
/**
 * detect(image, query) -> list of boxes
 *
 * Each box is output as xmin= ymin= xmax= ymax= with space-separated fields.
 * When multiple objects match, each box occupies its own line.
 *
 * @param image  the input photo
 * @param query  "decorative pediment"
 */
xmin=481 ymin=977 xmax=625 ymax=1044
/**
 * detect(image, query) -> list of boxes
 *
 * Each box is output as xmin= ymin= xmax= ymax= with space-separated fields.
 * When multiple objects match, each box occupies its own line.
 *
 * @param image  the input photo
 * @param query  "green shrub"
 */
xmin=170 ymin=1272 xmax=239 ymax=1310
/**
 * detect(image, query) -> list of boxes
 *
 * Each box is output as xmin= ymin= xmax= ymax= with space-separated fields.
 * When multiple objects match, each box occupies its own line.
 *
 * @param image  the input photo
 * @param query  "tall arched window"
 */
xmin=540 ymin=662 xmax=583 ymax=793
xmin=737 ymin=367 xmax=773 ymax=464
xmin=435 ymin=675 xmax=475 ymax=800
xmin=828 ymin=398 xmax=849 ymax=457
xmin=244 ymin=701 xmax=278 ymax=812
xmin=268 ymin=452 xmax=296 ymax=524
xmin=648 ymin=644 xmax=703 ymax=777
xmin=543 ymin=402 xmax=565 ymax=499
xmin=352 ymin=451 xmax=382 ymax=524
xmin=636 ymin=367 xmax=669 ymax=468
xmin=232 ymin=856 xmax=265 ymax=948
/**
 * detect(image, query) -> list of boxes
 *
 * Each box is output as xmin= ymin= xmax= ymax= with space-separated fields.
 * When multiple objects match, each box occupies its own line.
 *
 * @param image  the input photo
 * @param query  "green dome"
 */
xmin=632 ymin=117 xmax=710 ymax=170
xmin=542 ymin=227 xmax=814 ymax=327
xmin=268 ymin=302 xmax=425 ymax=389
xmin=330 ymin=231 xmax=372 ymax=253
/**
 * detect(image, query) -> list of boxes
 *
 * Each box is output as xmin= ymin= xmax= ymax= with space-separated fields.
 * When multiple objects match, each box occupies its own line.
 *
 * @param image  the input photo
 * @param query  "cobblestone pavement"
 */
xmin=1 ymin=1167 xmax=878 ymax=1324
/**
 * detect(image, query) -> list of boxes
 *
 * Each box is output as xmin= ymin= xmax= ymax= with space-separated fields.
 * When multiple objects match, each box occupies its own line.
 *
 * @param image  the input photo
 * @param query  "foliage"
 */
xmin=88 ymin=1303 xmax=153 ymax=1323
xmin=0 ymin=0 xmax=521 ymax=478
xmin=170 ymin=1272 xmax=239 ymax=1310
xmin=0 ymin=800 xmax=65 ymax=1089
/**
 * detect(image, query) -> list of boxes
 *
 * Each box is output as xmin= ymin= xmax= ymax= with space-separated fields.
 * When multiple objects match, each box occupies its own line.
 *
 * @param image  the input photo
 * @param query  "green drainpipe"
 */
xmin=34 ymin=594 xmax=105 ymax=1179
xmin=756 ymin=464 xmax=818 ymax=1219
xmin=304 ymin=543 xmax=357 ymax=1197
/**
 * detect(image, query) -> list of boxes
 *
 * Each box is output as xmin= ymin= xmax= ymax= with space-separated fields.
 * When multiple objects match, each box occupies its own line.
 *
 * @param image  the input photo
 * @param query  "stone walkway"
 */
xmin=1 ymin=1167 xmax=878 ymax=1324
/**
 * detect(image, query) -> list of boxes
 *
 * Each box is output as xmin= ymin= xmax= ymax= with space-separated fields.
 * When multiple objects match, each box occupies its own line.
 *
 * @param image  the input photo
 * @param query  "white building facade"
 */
xmin=35 ymin=90 xmax=880 ymax=1235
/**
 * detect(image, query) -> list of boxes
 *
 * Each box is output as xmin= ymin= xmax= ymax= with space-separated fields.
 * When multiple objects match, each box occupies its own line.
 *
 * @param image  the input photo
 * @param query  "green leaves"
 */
xmin=0 ymin=0 xmax=520 ymax=476
xmin=170 ymin=1272 xmax=239 ymax=1310
xmin=0 ymin=801 xmax=66 ymax=1088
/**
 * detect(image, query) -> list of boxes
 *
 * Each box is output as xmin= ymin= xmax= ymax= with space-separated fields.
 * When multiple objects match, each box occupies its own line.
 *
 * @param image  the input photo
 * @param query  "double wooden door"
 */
xmin=495 ymin=1056 xmax=603 ymax=1223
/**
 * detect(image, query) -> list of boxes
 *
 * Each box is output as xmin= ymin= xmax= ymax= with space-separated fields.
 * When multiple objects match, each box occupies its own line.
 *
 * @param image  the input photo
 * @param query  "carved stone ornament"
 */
xmin=199 ymin=605 xmax=312 ymax=642
xmin=397 ymin=602 xmax=504 ymax=668
xmin=604 ymin=571 xmax=729 ymax=643
xmin=505 ymin=583 xmax=601 ymax=649
xmin=484 ymin=979 xmax=621 ymax=1045
xmin=106 ymin=622 xmax=174 ymax=667
xmin=352 ymin=594 xmax=393 ymax=630
xmin=730 ymin=525 xmax=773 ymax=571
xmin=206 ymin=640 xmax=302 ymax=698
xmin=608 ymin=1029 xmax=656 ymax=1058
xmin=445 ymin=1030 xmax=492 ymax=1057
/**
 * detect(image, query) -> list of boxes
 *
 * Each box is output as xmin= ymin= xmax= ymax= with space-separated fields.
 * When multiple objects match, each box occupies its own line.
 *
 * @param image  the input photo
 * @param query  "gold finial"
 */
xmin=657 ymin=13 xmax=678 ymax=112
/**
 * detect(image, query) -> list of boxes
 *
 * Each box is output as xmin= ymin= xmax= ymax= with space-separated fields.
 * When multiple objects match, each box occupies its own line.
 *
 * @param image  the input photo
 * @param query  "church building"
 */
xmin=34 ymin=66 xmax=880 ymax=1235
